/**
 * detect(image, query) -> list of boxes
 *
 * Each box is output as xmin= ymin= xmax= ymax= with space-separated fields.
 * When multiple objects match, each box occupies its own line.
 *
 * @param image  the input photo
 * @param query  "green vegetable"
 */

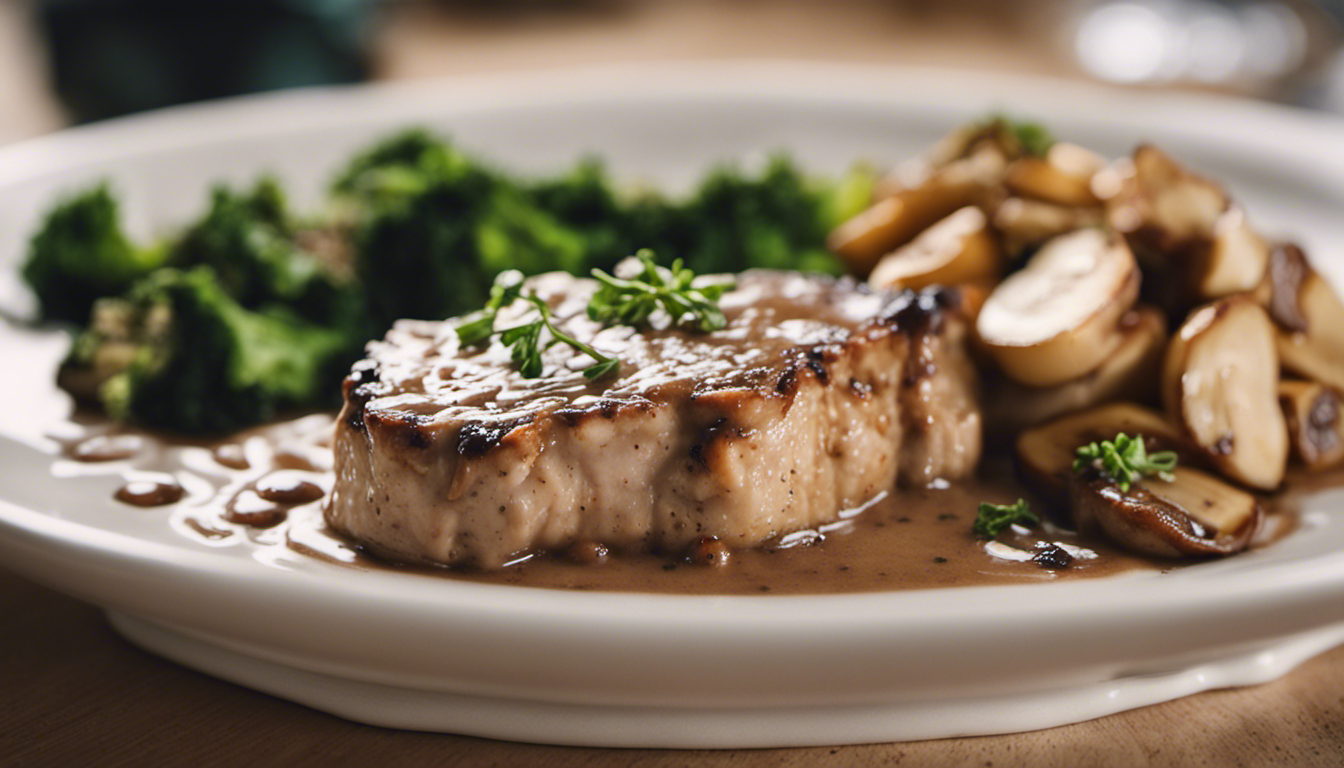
xmin=454 ymin=269 xmax=525 ymax=347
xmin=22 ymin=184 xmax=168 ymax=324
xmin=348 ymin=164 xmax=498 ymax=327
xmin=986 ymin=114 xmax=1055 ymax=158
xmin=455 ymin=270 xmax=617 ymax=380
xmin=335 ymin=130 xmax=588 ymax=328
xmin=588 ymin=249 xmax=734 ymax=332
xmin=171 ymin=178 xmax=363 ymax=327
xmin=818 ymin=164 xmax=878 ymax=231
xmin=528 ymin=158 xmax=633 ymax=268
xmin=331 ymin=128 xmax=482 ymax=208
xmin=1072 ymin=433 xmax=1178 ymax=492
xmin=973 ymin=499 xmax=1039 ymax=539
xmin=28 ymin=128 xmax=869 ymax=433
xmin=659 ymin=156 xmax=848 ymax=276
xmin=62 ymin=267 xmax=359 ymax=433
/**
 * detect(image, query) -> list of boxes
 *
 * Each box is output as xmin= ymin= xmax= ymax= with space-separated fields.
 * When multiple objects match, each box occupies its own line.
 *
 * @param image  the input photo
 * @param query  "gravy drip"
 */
xmin=45 ymin=412 xmax=1307 ymax=595
xmin=114 ymin=475 xmax=185 ymax=507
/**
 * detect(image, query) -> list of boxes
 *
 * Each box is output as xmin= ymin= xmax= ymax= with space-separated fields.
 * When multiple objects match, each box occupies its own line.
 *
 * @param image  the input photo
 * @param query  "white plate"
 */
xmin=3 ymin=62 xmax=1344 ymax=749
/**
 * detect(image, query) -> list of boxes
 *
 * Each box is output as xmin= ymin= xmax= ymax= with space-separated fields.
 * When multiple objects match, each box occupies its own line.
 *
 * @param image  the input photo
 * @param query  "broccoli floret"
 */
xmin=476 ymin=186 xmax=589 ymax=277
xmin=332 ymin=128 xmax=491 ymax=209
xmin=61 ymin=267 xmax=360 ymax=433
xmin=664 ymin=156 xmax=847 ymax=276
xmin=22 ymin=184 xmax=168 ymax=324
xmin=350 ymin=165 xmax=498 ymax=327
xmin=528 ymin=159 xmax=634 ymax=270
xmin=340 ymin=131 xmax=599 ymax=327
xmin=170 ymin=178 xmax=364 ymax=328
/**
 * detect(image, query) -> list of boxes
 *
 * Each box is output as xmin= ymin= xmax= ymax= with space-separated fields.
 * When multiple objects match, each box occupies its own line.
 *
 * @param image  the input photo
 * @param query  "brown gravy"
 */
xmin=57 ymin=412 xmax=1305 ymax=596
xmin=114 ymin=475 xmax=185 ymax=507
xmin=425 ymin=464 xmax=1165 ymax=595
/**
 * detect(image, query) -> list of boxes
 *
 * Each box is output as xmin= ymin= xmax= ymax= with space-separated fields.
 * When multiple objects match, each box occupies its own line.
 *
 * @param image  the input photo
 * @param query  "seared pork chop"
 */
xmin=328 ymin=271 xmax=981 ymax=568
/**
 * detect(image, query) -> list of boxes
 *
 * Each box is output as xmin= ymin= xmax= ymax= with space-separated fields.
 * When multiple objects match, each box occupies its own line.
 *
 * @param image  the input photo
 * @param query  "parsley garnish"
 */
xmin=455 ymin=270 xmax=618 ymax=380
xmin=588 ymin=249 xmax=734 ymax=332
xmin=455 ymin=269 xmax=525 ymax=346
xmin=987 ymin=115 xmax=1055 ymax=158
xmin=457 ymin=251 xmax=732 ymax=380
xmin=1072 ymin=433 xmax=1177 ymax=492
xmin=973 ymin=498 xmax=1038 ymax=539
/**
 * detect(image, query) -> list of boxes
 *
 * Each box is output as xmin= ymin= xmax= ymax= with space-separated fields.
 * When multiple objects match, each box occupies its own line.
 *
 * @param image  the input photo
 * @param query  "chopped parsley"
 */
xmin=588 ymin=249 xmax=734 ymax=332
xmin=973 ymin=498 xmax=1039 ymax=539
xmin=1072 ymin=433 xmax=1177 ymax=492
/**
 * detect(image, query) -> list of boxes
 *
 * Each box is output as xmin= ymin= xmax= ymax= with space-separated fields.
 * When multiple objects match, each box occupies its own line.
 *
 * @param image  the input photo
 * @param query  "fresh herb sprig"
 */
xmin=1072 ymin=433 xmax=1177 ymax=492
xmin=455 ymin=270 xmax=618 ymax=380
xmin=455 ymin=269 xmax=525 ymax=346
xmin=973 ymin=498 xmax=1039 ymax=539
xmin=588 ymin=249 xmax=734 ymax=332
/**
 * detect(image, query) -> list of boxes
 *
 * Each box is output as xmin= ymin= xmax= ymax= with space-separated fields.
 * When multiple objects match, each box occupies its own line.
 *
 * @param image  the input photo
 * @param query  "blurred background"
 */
xmin=1 ymin=0 xmax=1342 ymax=146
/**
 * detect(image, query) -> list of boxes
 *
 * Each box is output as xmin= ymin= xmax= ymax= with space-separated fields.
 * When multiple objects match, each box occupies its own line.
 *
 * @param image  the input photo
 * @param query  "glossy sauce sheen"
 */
xmin=53 ymin=413 xmax=1305 ymax=595
xmin=114 ymin=476 xmax=185 ymax=507
xmin=434 ymin=463 xmax=1161 ymax=594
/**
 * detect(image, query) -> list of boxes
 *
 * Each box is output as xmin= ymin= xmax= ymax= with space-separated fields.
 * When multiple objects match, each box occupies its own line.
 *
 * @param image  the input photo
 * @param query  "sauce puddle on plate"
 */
xmin=49 ymin=411 xmax=1306 ymax=596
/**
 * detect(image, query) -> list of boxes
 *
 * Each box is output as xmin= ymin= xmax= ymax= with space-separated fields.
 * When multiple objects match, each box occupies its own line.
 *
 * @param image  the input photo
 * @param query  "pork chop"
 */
xmin=327 ymin=270 xmax=981 ymax=568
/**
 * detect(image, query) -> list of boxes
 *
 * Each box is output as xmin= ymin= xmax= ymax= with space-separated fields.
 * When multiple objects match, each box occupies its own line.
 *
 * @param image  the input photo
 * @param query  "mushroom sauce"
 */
xmin=51 ymin=411 xmax=1301 ymax=596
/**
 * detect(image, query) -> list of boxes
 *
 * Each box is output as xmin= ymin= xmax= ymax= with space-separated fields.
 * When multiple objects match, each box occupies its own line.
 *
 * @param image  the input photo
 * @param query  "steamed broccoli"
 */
xmin=170 ymin=178 xmax=364 ymax=328
xmin=338 ymin=131 xmax=596 ymax=328
xmin=650 ymin=156 xmax=850 ymax=276
xmin=22 ymin=184 xmax=168 ymax=324
xmin=348 ymin=163 xmax=498 ymax=327
xmin=527 ymin=159 xmax=633 ymax=270
xmin=332 ymin=128 xmax=493 ymax=210
xmin=60 ymin=267 xmax=359 ymax=433
xmin=28 ymin=128 xmax=877 ymax=435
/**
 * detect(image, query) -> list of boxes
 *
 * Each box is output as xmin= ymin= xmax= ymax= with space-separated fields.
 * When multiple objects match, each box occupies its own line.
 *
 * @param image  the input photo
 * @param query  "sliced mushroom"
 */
xmin=1015 ymin=402 xmax=1188 ymax=506
xmin=1274 ymin=266 xmax=1344 ymax=393
xmin=1108 ymin=145 xmax=1268 ymax=304
xmin=1003 ymin=142 xmax=1106 ymax=208
xmin=987 ymin=306 xmax=1167 ymax=435
xmin=837 ymin=122 xmax=1021 ymax=275
xmin=1163 ymin=296 xmax=1288 ymax=490
xmin=1262 ymin=242 xmax=1311 ymax=332
xmin=830 ymin=153 xmax=1003 ymax=276
xmin=992 ymin=197 xmax=1106 ymax=257
xmin=1119 ymin=145 xmax=1229 ymax=246
xmin=1198 ymin=207 xmax=1269 ymax=300
xmin=1279 ymin=379 xmax=1344 ymax=471
xmin=976 ymin=228 xmax=1140 ymax=387
xmin=1070 ymin=466 xmax=1261 ymax=557
xmin=1109 ymin=146 xmax=1258 ymax=291
xmin=828 ymin=181 xmax=978 ymax=276
xmin=872 ymin=120 xmax=1021 ymax=200
xmin=867 ymin=206 xmax=1003 ymax=292
xmin=873 ymin=124 xmax=982 ymax=200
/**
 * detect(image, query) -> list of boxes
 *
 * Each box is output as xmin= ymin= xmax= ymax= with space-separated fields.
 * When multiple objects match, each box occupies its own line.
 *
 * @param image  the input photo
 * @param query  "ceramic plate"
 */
xmin=3 ymin=62 xmax=1344 ymax=748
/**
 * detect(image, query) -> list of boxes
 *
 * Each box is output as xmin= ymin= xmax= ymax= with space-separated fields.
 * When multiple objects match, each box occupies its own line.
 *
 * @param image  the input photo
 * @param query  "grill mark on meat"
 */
xmin=688 ymin=417 xmax=731 ymax=471
xmin=457 ymin=418 xmax=533 ymax=457
xmin=343 ymin=359 xmax=382 ymax=431
xmin=805 ymin=348 xmax=831 ymax=385
xmin=555 ymin=396 xmax=655 ymax=428
xmin=886 ymin=288 xmax=953 ymax=335
xmin=406 ymin=428 xmax=432 ymax=450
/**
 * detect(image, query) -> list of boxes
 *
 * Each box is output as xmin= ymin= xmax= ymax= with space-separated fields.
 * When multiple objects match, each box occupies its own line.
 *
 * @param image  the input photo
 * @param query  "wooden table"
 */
xmin=4 ymin=567 xmax=1344 ymax=767
xmin=3 ymin=1 xmax=1343 ymax=764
